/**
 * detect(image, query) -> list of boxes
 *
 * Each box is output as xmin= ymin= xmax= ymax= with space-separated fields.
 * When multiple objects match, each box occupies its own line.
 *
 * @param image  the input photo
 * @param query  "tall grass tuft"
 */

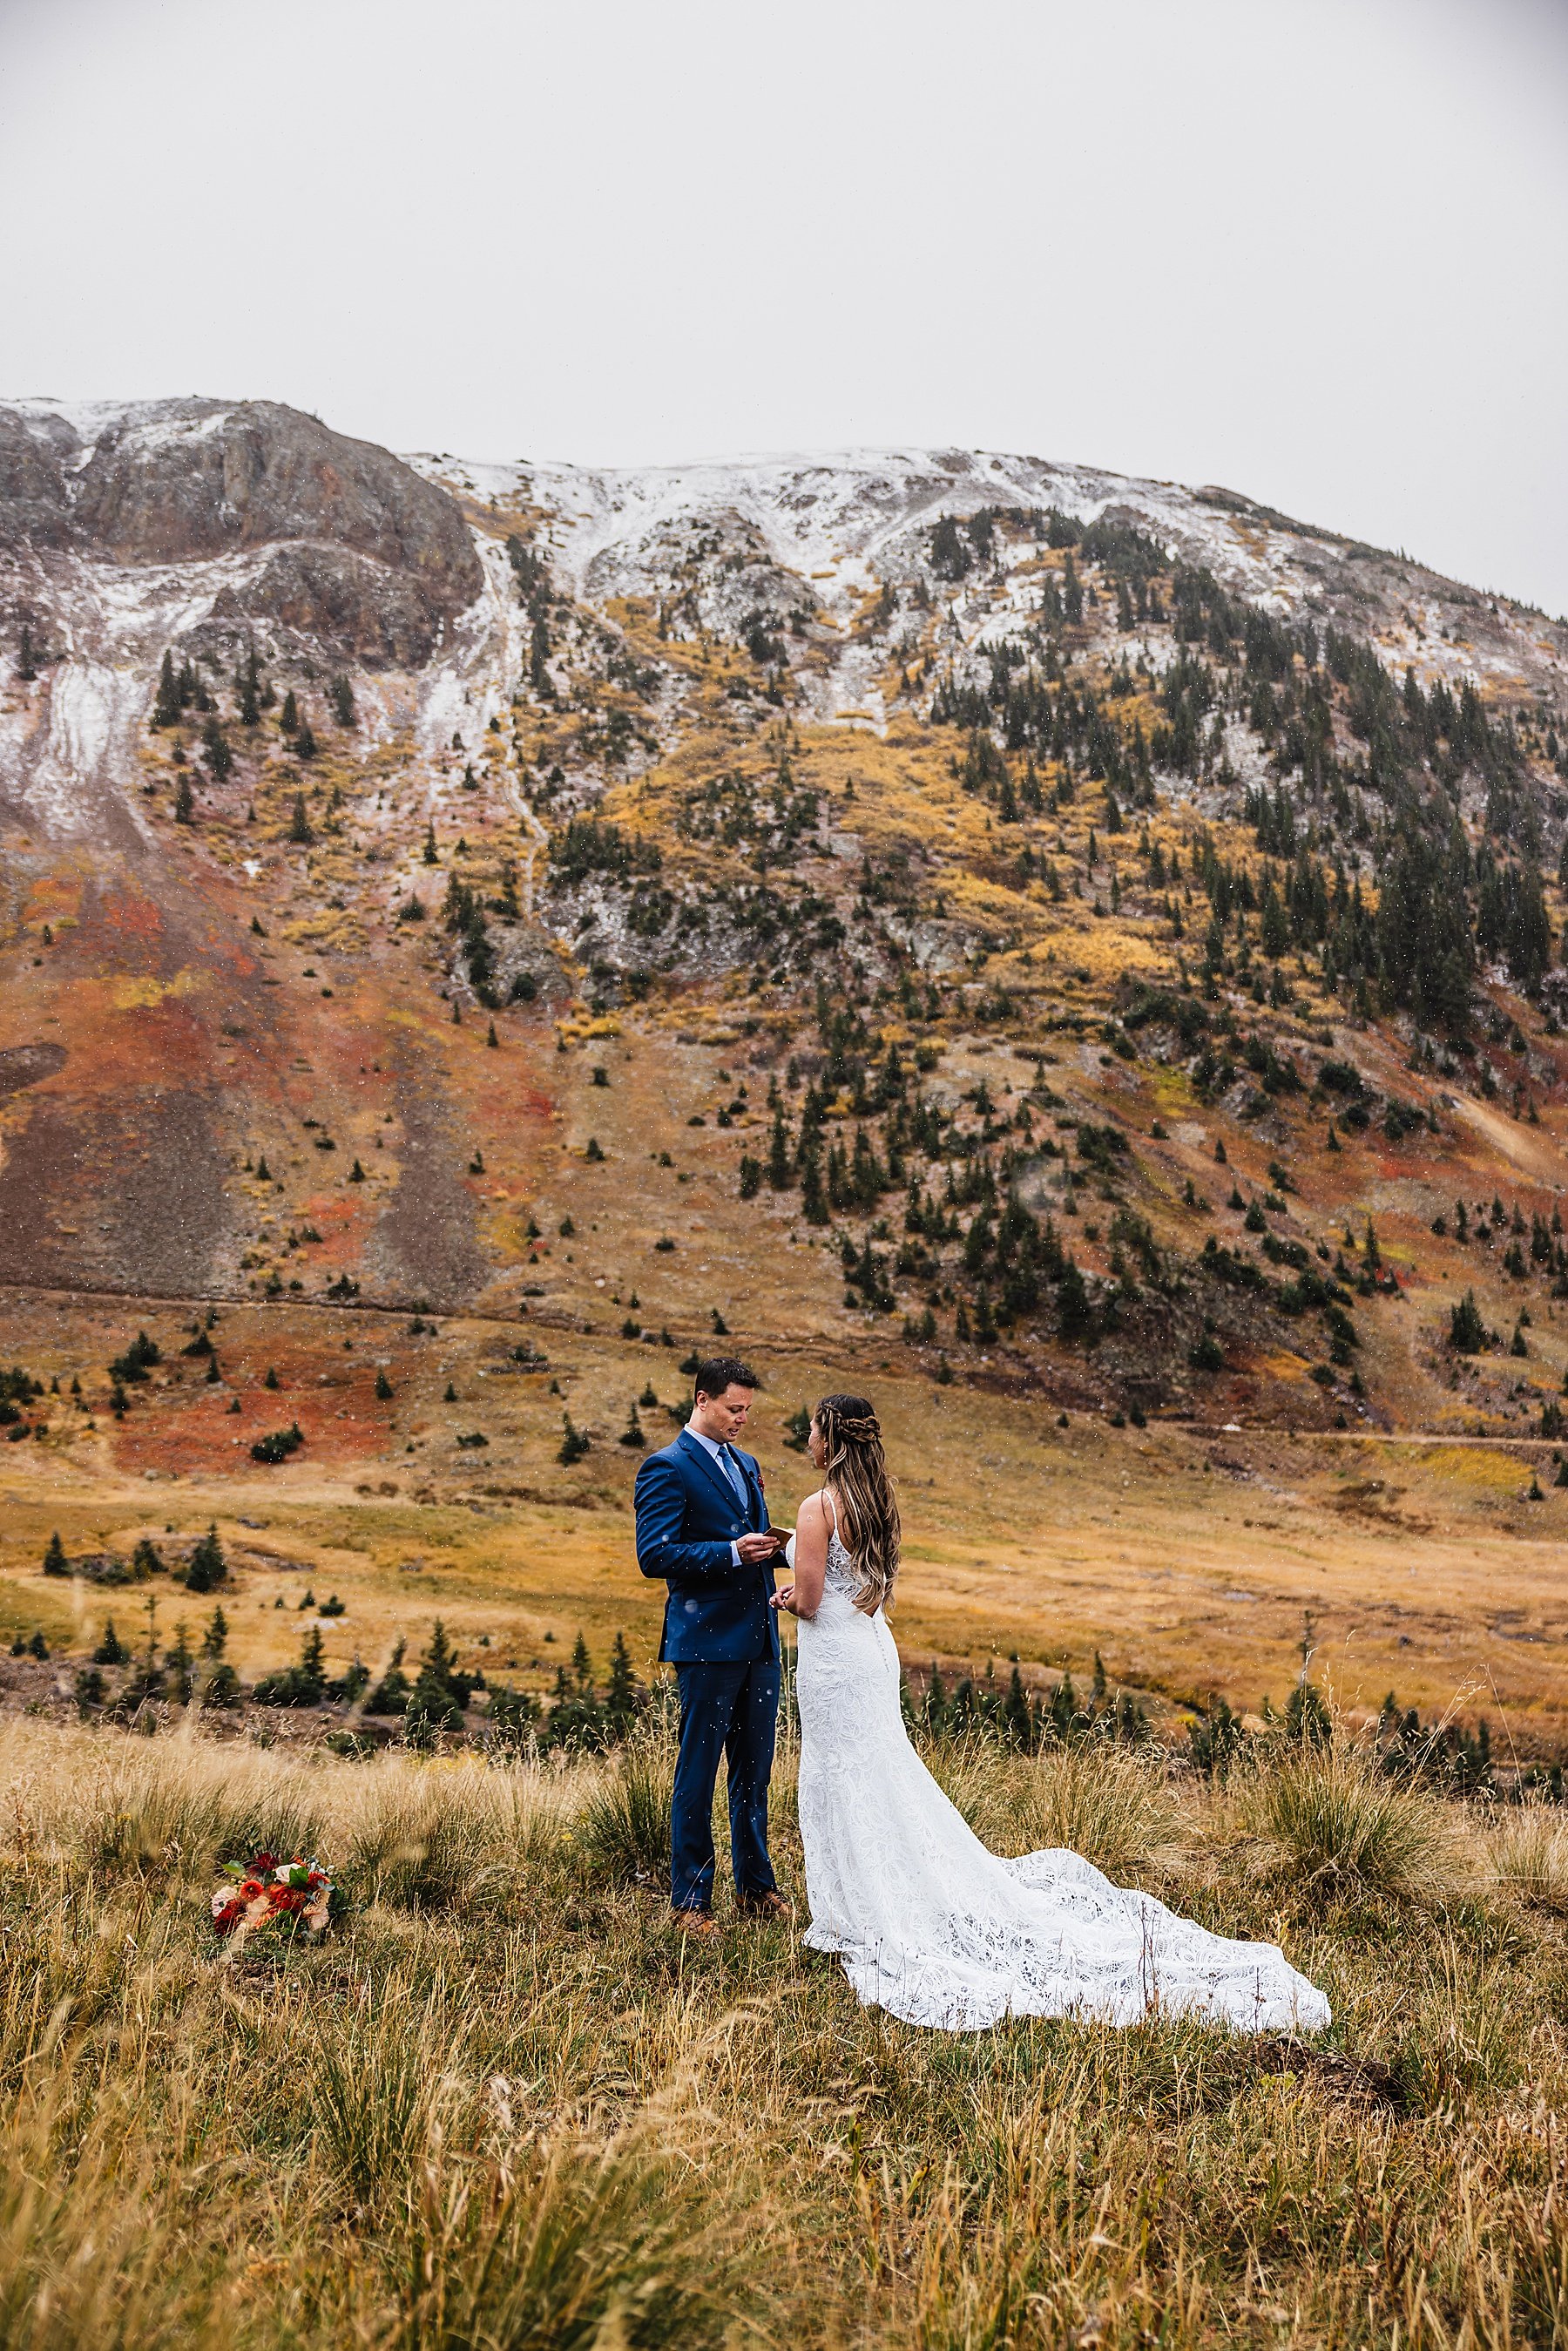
xmin=1490 ymin=1800 xmax=1568 ymax=1912
xmin=345 ymin=1758 xmax=566 ymax=1913
xmin=1016 ymin=1741 xmax=1176 ymax=1878
xmin=395 ymin=2129 xmax=747 ymax=2351
xmin=311 ymin=1974 xmax=449 ymax=2207
xmin=78 ymin=1733 xmax=324 ymax=1878
xmin=936 ymin=1738 xmax=1174 ymax=1879
xmin=1240 ymin=1740 xmax=1451 ymax=1903
xmin=577 ymin=1737 xmax=674 ymax=1885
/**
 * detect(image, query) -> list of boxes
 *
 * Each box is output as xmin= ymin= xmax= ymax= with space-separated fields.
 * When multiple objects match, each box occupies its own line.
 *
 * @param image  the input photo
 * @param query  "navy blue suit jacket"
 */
xmin=635 ymin=1427 xmax=780 ymax=1663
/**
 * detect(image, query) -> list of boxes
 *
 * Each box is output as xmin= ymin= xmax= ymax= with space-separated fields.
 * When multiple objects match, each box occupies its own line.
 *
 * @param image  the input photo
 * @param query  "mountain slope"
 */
xmin=4 ymin=403 xmax=1568 ymax=1741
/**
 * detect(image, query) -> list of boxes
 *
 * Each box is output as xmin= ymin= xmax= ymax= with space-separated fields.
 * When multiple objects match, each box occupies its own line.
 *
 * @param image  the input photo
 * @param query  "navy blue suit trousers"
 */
xmin=672 ymin=1657 xmax=781 ymax=1910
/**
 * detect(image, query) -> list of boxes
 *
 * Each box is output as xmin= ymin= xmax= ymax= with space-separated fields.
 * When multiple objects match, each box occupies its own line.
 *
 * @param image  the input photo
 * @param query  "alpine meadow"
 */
xmin=3 ymin=401 xmax=1568 ymax=2346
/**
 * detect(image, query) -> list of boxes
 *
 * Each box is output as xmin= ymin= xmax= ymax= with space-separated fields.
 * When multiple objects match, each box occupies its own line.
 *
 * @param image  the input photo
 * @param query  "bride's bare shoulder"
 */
xmin=795 ymin=1489 xmax=829 ymax=1529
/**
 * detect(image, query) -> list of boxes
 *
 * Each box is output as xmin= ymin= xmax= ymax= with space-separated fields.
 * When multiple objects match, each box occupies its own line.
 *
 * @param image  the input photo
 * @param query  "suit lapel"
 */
xmin=678 ymin=1427 xmax=740 ymax=1515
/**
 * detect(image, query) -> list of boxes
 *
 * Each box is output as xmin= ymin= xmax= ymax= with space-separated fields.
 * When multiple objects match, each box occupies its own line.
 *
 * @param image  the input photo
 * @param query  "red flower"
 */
xmin=239 ymin=1879 xmax=265 ymax=1901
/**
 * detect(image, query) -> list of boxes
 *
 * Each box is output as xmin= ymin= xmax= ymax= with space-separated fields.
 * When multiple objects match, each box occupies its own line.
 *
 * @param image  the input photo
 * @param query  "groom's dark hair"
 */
xmin=693 ymin=1356 xmax=759 ymax=1399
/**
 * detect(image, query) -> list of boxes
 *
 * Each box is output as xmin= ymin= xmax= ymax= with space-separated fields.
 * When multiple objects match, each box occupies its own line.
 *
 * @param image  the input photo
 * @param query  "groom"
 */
xmin=635 ymin=1356 xmax=790 ymax=1936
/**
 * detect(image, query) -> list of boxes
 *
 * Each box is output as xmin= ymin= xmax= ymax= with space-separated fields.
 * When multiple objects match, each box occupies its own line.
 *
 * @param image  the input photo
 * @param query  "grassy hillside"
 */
xmin=2 ymin=1715 xmax=1565 ymax=2348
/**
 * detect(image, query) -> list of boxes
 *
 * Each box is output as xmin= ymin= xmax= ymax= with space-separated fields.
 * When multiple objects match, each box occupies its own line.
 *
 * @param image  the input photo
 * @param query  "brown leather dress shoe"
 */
xmin=736 ymin=1890 xmax=793 ymax=1922
xmin=671 ymin=1907 xmax=720 ymax=1941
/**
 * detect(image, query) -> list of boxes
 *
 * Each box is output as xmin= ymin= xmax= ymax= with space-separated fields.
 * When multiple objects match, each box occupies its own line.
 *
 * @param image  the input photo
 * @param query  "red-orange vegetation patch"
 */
xmin=471 ymin=1063 xmax=555 ymax=1128
xmin=192 ymin=907 xmax=263 ymax=979
xmin=65 ymin=996 xmax=215 ymax=1089
xmin=24 ymin=872 xmax=83 ymax=929
xmin=298 ymin=1190 xmax=375 ymax=1264
xmin=98 ymin=887 xmax=166 ymax=945
xmin=110 ymin=1380 xmax=393 ymax=1480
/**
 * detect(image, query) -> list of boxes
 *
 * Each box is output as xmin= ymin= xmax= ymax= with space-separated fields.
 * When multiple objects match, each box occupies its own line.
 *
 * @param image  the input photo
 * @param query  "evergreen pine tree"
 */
xmin=280 ymin=689 xmax=299 ymax=736
xmin=164 ymin=1621 xmax=195 ymax=1704
xmin=767 ymin=1108 xmax=793 ymax=1189
xmin=403 ymin=1619 xmax=463 ymax=1742
xmin=298 ymin=1623 xmax=327 ymax=1699
xmin=184 ymin=1524 xmax=226 ymax=1593
xmin=288 ymin=792 xmax=312 ymax=844
xmin=93 ymin=1618 xmax=130 ymax=1666
xmin=367 ymin=1637 xmax=411 ymax=1717
xmin=42 ymin=1531 xmax=69 ymax=1577
xmin=152 ymin=650 xmax=181 ymax=728
xmin=201 ymin=1604 xmax=228 ymax=1660
xmin=1449 ymin=1290 xmax=1486 ymax=1353
xmin=173 ymin=773 xmax=194 ymax=824
xmin=604 ymin=1631 xmax=638 ymax=1734
xmin=800 ymin=1147 xmax=828 ymax=1226
xmin=202 ymin=716 xmax=233 ymax=780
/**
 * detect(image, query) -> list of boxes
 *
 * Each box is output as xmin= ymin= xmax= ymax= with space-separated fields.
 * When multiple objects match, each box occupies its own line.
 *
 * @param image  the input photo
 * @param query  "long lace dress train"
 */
xmin=793 ymin=1530 xmax=1331 ymax=2034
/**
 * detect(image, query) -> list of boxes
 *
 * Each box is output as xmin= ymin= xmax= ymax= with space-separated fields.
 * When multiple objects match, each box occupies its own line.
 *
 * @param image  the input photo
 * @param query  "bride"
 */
xmin=772 ymin=1392 xmax=1330 ymax=2035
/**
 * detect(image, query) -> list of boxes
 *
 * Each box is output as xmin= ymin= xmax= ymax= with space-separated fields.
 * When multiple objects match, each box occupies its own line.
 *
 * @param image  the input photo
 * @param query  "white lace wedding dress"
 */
xmin=792 ymin=1528 xmax=1331 ymax=2034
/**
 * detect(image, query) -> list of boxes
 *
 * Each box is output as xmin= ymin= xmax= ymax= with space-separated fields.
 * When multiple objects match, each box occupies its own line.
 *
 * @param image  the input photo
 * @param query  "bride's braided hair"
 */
xmin=814 ymin=1392 xmax=901 ymax=1615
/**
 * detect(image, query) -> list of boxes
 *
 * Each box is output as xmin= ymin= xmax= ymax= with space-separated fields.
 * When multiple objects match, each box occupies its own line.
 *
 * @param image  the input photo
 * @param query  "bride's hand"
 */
xmin=770 ymin=1584 xmax=796 ymax=1614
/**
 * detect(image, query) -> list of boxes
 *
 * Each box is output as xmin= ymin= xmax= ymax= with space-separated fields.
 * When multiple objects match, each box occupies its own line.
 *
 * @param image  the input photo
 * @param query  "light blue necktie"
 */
xmin=717 ymin=1443 xmax=747 ymax=1510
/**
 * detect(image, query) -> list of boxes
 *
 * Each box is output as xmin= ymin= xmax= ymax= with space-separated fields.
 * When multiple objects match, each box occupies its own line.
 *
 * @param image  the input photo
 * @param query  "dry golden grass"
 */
xmin=1 ymin=1713 xmax=1566 ymax=2347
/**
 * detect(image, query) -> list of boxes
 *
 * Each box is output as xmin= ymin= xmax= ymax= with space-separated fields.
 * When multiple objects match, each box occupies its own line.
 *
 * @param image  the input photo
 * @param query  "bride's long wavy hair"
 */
xmin=814 ymin=1392 xmax=901 ymax=1615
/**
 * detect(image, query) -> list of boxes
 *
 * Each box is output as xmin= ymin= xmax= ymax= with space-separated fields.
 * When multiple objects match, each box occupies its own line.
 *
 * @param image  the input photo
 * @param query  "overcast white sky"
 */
xmin=3 ymin=0 xmax=1565 ymax=613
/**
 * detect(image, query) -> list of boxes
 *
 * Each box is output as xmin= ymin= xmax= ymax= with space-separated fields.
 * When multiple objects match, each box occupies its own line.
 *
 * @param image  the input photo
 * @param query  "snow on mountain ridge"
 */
xmin=409 ymin=443 xmax=1567 ymax=714
xmin=410 ymin=443 xmax=1336 ymax=630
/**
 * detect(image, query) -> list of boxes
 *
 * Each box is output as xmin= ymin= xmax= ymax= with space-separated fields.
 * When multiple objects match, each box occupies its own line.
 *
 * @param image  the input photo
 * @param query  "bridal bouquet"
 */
xmin=211 ymin=1851 xmax=343 ymax=1948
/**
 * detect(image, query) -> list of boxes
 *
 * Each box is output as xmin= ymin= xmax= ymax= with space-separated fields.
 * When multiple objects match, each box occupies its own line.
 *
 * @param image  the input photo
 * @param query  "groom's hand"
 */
xmin=736 ymin=1531 xmax=783 ymax=1563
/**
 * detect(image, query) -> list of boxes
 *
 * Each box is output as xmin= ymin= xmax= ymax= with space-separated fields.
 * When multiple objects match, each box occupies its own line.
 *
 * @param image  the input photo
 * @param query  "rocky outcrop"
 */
xmin=206 ymin=542 xmax=460 ymax=668
xmin=0 ymin=410 xmax=74 ymax=548
xmin=0 ymin=399 xmax=482 ymax=664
